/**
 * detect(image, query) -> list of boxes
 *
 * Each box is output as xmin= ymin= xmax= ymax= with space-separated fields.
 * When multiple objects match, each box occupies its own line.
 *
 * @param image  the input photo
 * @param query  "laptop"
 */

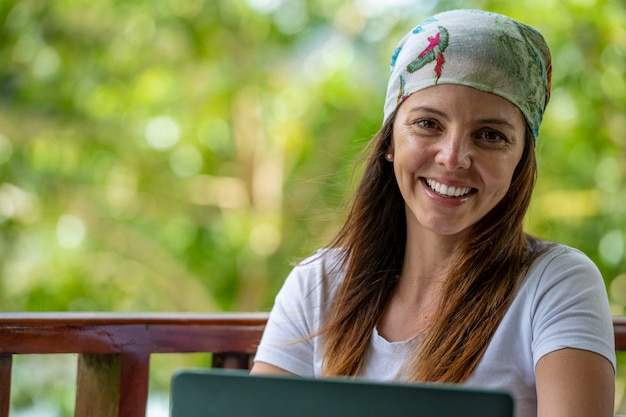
xmin=170 ymin=368 xmax=514 ymax=417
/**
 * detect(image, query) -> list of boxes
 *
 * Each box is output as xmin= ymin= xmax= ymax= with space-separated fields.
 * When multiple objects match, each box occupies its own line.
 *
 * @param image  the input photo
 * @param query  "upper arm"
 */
xmin=530 ymin=248 xmax=616 ymax=417
xmin=250 ymin=361 xmax=297 ymax=376
xmin=535 ymin=347 xmax=614 ymax=417
xmin=252 ymin=252 xmax=338 ymax=376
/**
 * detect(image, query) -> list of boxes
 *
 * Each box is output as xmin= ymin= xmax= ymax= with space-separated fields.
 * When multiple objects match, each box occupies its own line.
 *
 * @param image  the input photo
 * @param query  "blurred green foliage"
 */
xmin=0 ymin=0 xmax=625 ymax=415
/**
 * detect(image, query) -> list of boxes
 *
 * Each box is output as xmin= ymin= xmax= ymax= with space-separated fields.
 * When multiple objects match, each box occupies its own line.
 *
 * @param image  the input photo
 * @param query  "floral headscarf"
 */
xmin=384 ymin=9 xmax=552 ymax=142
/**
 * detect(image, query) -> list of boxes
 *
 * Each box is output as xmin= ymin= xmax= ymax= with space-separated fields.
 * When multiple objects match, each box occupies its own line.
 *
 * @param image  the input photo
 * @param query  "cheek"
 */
xmin=484 ymin=159 xmax=519 ymax=195
xmin=393 ymin=133 xmax=430 ymax=162
xmin=394 ymin=146 xmax=431 ymax=174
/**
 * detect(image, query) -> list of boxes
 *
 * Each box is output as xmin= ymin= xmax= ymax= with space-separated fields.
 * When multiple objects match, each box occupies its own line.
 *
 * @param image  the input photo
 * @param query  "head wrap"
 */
xmin=384 ymin=9 xmax=552 ymax=141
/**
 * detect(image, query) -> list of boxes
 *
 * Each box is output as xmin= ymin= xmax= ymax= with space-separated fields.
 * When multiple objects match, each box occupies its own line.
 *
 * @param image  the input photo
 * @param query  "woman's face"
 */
xmin=390 ymin=84 xmax=526 ymax=239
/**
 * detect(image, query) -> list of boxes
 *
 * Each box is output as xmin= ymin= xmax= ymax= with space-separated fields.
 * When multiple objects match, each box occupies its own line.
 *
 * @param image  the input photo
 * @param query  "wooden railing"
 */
xmin=0 ymin=313 xmax=625 ymax=417
xmin=0 ymin=313 xmax=268 ymax=417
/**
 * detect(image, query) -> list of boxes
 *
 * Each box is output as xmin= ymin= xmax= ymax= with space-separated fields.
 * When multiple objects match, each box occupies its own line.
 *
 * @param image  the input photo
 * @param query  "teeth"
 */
xmin=425 ymin=179 xmax=472 ymax=197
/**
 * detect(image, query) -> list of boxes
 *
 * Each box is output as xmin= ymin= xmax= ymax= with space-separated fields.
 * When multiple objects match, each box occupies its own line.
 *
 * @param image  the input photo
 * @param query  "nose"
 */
xmin=433 ymin=131 xmax=471 ymax=170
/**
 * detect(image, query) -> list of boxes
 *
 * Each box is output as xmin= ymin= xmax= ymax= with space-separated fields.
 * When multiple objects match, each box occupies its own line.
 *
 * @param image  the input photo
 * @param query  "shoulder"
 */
xmin=526 ymin=242 xmax=602 ymax=290
xmin=289 ymin=248 xmax=346 ymax=286
xmin=523 ymin=242 xmax=615 ymax=368
xmin=293 ymin=248 xmax=346 ymax=276
xmin=522 ymin=242 xmax=607 ymax=313
xmin=276 ymin=248 xmax=347 ymax=303
xmin=532 ymin=242 xmax=597 ymax=269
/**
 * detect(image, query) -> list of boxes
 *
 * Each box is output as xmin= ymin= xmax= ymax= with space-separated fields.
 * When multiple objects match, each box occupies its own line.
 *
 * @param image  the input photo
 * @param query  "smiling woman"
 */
xmin=251 ymin=9 xmax=616 ymax=417
xmin=389 ymin=85 xmax=526 ymax=238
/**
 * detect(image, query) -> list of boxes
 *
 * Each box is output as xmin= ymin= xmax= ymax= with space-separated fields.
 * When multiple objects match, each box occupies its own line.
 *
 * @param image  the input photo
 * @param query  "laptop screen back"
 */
xmin=170 ymin=369 xmax=514 ymax=417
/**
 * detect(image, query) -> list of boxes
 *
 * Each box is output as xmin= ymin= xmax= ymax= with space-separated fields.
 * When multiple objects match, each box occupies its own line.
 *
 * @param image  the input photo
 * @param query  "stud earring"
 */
xmin=385 ymin=153 xmax=393 ymax=161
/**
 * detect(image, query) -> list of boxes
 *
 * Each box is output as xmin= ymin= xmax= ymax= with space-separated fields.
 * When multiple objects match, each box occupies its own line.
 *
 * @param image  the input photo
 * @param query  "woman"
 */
xmin=250 ymin=9 xmax=616 ymax=417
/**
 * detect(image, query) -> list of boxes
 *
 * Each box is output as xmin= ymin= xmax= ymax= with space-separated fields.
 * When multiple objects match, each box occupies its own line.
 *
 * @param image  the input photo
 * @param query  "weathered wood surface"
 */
xmin=0 ymin=313 xmax=268 ymax=417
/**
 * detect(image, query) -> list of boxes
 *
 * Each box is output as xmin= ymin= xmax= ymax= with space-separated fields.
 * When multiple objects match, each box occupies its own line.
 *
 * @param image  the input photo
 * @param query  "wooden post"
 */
xmin=614 ymin=316 xmax=626 ymax=350
xmin=75 ymin=354 xmax=121 ymax=417
xmin=117 ymin=351 xmax=150 ymax=417
xmin=0 ymin=354 xmax=11 ymax=417
xmin=212 ymin=352 xmax=254 ymax=370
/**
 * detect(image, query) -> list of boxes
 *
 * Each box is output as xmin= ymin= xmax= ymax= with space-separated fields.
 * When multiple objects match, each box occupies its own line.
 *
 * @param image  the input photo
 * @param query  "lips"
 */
xmin=424 ymin=178 xmax=474 ymax=197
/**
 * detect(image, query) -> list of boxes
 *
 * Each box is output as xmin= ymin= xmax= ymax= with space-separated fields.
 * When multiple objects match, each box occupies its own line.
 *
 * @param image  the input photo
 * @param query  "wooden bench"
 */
xmin=0 ymin=313 xmax=624 ymax=417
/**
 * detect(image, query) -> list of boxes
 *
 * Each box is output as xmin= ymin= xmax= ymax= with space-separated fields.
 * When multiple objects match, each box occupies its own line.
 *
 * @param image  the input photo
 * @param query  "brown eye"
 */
xmin=479 ymin=129 xmax=508 ymax=143
xmin=416 ymin=119 xmax=437 ymax=129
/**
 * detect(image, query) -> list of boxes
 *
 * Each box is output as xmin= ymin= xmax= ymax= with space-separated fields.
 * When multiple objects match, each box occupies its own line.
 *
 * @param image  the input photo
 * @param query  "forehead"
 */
xmin=398 ymin=84 xmax=526 ymax=127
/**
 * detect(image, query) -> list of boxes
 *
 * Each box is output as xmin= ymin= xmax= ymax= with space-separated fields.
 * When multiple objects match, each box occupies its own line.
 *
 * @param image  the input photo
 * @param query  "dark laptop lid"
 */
xmin=170 ymin=369 xmax=514 ymax=417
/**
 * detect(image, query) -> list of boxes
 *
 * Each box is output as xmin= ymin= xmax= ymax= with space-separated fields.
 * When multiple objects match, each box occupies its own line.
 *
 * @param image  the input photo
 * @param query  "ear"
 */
xmin=384 ymin=144 xmax=394 ymax=162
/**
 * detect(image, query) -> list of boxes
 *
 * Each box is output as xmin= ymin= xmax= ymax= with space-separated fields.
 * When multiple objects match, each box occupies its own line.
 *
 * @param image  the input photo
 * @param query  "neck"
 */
xmin=377 ymin=220 xmax=466 ymax=342
xmin=377 ymin=233 xmax=455 ymax=342
xmin=398 ymin=224 xmax=463 ymax=297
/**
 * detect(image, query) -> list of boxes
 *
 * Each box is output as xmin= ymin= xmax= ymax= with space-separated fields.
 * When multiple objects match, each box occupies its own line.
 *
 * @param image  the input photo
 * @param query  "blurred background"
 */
xmin=0 ymin=0 xmax=624 ymax=415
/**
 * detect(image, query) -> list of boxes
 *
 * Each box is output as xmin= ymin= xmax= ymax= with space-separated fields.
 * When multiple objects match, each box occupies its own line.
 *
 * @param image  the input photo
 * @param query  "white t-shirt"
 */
xmin=254 ymin=244 xmax=616 ymax=417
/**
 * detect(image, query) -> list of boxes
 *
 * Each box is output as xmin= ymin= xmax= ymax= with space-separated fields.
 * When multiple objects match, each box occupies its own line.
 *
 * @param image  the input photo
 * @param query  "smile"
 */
xmin=424 ymin=178 xmax=474 ymax=197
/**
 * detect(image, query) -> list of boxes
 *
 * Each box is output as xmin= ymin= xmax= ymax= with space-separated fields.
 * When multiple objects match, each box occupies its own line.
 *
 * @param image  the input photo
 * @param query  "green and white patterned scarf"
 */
xmin=384 ymin=9 xmax=552 ymax=142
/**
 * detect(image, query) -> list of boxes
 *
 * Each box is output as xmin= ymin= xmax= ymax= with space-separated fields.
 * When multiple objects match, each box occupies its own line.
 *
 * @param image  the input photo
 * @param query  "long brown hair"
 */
xmin=319 ymin=111 xmax=545 ymax=382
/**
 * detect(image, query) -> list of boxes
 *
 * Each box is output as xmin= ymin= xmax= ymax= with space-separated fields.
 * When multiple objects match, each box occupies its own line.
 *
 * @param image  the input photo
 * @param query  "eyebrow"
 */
xmin=476 ymin=119 xmax=516 ymax=130
xmin=406 ymin=106 xmax=517 ymax=130
xmin=406 ymin=106 xmax=447 ymax=119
